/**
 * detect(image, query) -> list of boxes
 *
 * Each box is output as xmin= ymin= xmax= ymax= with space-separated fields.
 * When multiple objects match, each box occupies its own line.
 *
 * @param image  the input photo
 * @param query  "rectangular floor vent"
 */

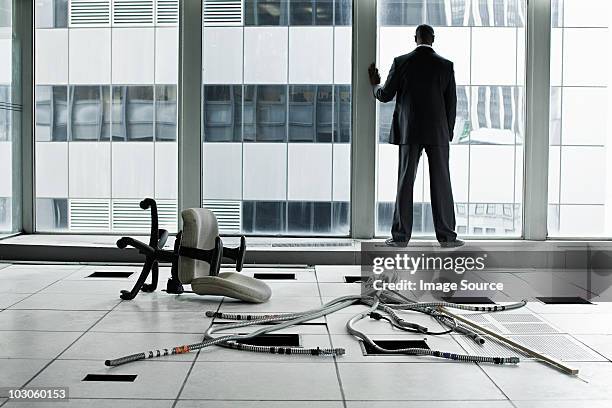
xmin=344 ymin=276 xmax=363 ymax=283
xmin=87 ymin=271 xmax=134 ymax=278
xmin=361 ymin=339 xmax=429 ymax=356
xmin=271 ymin=242 xmax=353 ymax=248
xmin=253 ymin=273 xmax=296 ymax=280
xmin=82 ymin=374 xmax=137 ymax=382
xmin=442 ymin=296 xmax=496 ymax=305
xmin=537 ymin=296 xmax=593 ymax=305
xmin=235 ymin=334 xmax=300 ymax=347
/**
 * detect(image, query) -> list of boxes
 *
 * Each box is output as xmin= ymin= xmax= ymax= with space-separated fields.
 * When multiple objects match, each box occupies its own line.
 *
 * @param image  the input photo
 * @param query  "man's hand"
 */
xmin=368 ymin=63 xmax=381 ymax=86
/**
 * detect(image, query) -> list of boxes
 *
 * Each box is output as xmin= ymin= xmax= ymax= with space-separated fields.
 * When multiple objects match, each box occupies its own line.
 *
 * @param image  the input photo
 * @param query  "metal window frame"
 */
xmin=523 ymin=0 xmax=552 ymax=240
xmin=12 ymin=0 xmax=565 ymax=241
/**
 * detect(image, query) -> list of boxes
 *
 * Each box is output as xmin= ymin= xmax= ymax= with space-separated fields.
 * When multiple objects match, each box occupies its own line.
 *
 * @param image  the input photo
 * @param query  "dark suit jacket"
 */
xmin=375 ymin=46 xmax=457 ymax=145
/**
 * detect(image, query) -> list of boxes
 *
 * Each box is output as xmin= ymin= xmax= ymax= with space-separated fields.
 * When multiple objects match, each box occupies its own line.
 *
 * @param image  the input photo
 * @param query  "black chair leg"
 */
xmin=120 ymin=257 xmax=154 ymax=300
xmin=141 ymin=261 xmax=159 ymax=293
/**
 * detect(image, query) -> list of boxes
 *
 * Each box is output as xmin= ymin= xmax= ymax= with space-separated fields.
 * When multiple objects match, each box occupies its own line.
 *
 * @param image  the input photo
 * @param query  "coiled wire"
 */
xmin=105 ymin=292 xmax=527 ymax=367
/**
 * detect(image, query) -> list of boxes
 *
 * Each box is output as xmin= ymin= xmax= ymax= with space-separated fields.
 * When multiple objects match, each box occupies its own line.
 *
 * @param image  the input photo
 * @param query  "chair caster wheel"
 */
xmin=141 ymin=283 xmax=156 ymax=293
xmin=120 ymin=290 xmax=135 ymax=300
xmin=166 ymin=278 xmax=184 ymax=294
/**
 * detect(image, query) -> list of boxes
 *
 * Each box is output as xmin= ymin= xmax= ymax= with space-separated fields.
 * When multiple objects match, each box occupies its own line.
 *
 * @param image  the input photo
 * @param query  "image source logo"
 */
xmin=372 ymin=252 xmax=487 ymax=275
xmin=360 ymin=243 xmax=612 ymax=302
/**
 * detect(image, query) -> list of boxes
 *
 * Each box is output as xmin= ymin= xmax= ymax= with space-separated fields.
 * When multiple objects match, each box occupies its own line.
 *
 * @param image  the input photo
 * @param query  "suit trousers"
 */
xmin=391 ymin=144 xmax=457 ymax=243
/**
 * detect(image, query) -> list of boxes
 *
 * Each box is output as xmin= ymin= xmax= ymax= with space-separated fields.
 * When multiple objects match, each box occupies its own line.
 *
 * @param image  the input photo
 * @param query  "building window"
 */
xmin=203 ymin=1 xmax=352 ymax=235
xmin=548 ymin=0 xmax=610 ymax=237
xmin=375 ymin=0 xmax=525 ymax=238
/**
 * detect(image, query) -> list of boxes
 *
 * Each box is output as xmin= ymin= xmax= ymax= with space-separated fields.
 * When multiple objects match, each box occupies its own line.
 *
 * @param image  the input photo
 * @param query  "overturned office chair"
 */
xmin=116 ymin=198 xmax=271 ymax=303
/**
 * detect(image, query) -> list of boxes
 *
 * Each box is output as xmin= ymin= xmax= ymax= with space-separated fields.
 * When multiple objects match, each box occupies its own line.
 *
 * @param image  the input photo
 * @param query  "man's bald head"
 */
xmin=415 ymin=24 xmax=435 ymax=45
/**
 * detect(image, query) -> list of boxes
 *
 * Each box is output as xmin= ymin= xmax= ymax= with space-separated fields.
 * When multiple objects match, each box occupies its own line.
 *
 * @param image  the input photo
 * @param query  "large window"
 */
xmin=34 ymin=0 xmax=179 ymax=232
xmin=375 ymin=0 xmax=526 ymax=238
xmin=548 ymin=0 xmax=611 ymax=236
xmin=202 ymin=0 xmax=352 ymax=235
xmin=0 ymin=0 xmax=16 ymax=234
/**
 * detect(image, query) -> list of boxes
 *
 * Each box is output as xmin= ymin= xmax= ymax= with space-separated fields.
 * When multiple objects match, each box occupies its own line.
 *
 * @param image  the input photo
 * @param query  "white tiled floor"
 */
xmin=0 ymin=263 xmax=611 ymax=407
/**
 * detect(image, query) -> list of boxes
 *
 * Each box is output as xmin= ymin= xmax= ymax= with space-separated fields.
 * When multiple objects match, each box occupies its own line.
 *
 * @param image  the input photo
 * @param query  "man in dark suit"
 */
xmin=369 ymin=24 xmax=464 ymax=248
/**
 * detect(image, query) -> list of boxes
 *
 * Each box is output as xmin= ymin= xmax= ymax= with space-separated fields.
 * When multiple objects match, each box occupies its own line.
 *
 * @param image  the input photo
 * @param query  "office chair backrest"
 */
xmin=179 ymin=208 xmax=219 ymax=284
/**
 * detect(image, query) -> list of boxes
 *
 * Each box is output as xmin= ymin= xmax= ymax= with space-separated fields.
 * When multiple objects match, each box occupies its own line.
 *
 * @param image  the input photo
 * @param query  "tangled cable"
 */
xmin=105 ymin=290 xmax=527 ymax=367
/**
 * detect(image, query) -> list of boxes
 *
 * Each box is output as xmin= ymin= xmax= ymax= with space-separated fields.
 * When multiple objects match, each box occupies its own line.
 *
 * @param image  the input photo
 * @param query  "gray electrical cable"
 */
xmin=105 ymin=293 xmax=527 ymax=367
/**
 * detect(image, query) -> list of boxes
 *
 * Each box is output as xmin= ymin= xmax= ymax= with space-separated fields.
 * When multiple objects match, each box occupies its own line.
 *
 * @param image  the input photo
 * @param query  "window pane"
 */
xmin=34 ymin=7 xmax=179 ymax=232
xmin=375 ymin=0 xmax=525 ymax=238
xmin=245 ymin=0 xmax=289 ymax=26
xmin=0 ymin=1 xmax=17 ymax=234
xmin=548 ymin=0 xmax=611 ymax=237
xmin=203 ymin=0 xmax=351 ymax=236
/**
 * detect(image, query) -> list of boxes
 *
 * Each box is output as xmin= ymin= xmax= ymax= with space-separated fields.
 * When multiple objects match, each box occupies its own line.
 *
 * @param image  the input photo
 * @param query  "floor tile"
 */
xmin=2 ymin=400 xmax=173 ymax=408
xmin=27 ymin=359 xmax=191 ymax=399
xmin=526 ymin=302 xmax=609 ymax=314
xmin=180 ymin=362 xmax=342 ymax=400
xmin=64 ymin=265 xmax=149 ymax=281
xmin=176 ymin=402 xmax=343 ymax=408
xmin=0 ymin=310 xmax=105 ymax=332
xmin=512 ymin=401 xmax=612 ymax=408
xmin=114 ymin=292 xmax=222 ymax=312
xmin=315 ymin=265 xmax=363 ymax=282
xmin=265 ymin=282 xmax=321 ymax=297
xmin=0 ymin=265 xmax=82 ymax=281
xmin=481 ymin=361 xmax=612 ymax=400
xmin=330 ymin=333 xmax=467 ymax=363
xmin=91 ymin=311 xmax=212 ymax=333
xmin=541 ymin=313 xmax=612 ymax=334
xmin=239 ymin=267 xmax=317 ymax=283
xmin=573 ymin=334 xmax=612 ymax=360
xmin=346 ymin=402 xmax=514 ymax=408
xmin=0 ymin=279 xmax=57 ymax=294
xmin=338 ymin=362 xmax=505 ymax=400
xmin=9 ymin=293 xmax=121 ymax=311
xmin=198 ymin=334 xmax=334 ymax=363
xmin=218 ymin=296 xmax=322 ymax=313
xmin=0 ymin=293 xmax=31 ymax=309
xmin=41 ymin=279 xmax=139 ymax=295
xmin=0 ymin=359 xmax=51 ymax=397
xmin=62 ymin=332 xmax=203 ymax=362
xmin=0 ymin=331 xmax=82 ymax=359
xmin=318 ymin=283 xmax=363 ymax=298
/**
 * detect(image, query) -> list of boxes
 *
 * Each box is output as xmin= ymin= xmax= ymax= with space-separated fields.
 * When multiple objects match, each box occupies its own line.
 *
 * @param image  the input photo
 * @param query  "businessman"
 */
xmin=370 ymin=24 xmax=464 ymax=248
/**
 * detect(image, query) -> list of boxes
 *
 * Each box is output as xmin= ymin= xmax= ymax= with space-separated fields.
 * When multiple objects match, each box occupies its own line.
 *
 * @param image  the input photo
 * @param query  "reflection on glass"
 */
xmin=35 ymin=85 xmax=68 ymax=142
xmin=335 ymin=0 xmax=352 ymax=25
xmin=0 ymin=85 xmax=12 ymax=141
xmin=290 ymin=0 xmax=333 ymax=25
xmin=335 ymin=85 xmax=351 ymax=142
xmin=242 ymin=201 xmax=287 ymax=233
xmin=244 ymin=85 xmax=287 ymax=142
xmin=245 ymin=0 xmax=289 ymax=25
xmin=36 ymin=198 xmax=68 ymax=231
xmin=378 ymin=0 xmax=525 ymax=27
xmin=35 ymin=0 xmax=68 ymax=28
xmin=203 ymin=85 xmax=242 ymax=142
xmin=289 ymin=85 xmax=333 ymax=142
xmin=155 ymin=85 xmax=177 ymax=141
xmin=70 ymin=86 xmax=110 ymax=141
xmin=112 ymin=86 xmax=154 ymax=141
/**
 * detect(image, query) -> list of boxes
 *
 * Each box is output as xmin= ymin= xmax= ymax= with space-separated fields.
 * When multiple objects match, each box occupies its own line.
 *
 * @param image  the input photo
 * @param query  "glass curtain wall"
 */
xmin=202 ymin=0 xmax=352 ymax=235
xmin=375 ymin=0 xmax=526 ymax=238
xmin=548 ymin=0 xmax=611 ymax=236
xmin=34 ymin=0 xmax=179 ymax=233
xmin=0 ymin=0 xmax=17 ymax=235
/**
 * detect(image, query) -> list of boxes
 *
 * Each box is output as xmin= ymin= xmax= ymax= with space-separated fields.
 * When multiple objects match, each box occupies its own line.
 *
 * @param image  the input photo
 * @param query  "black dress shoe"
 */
xmin=385 ymin=238 xmax=408 ymax=247
xmin=440 ymin=239 xmax=465 ymax=248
